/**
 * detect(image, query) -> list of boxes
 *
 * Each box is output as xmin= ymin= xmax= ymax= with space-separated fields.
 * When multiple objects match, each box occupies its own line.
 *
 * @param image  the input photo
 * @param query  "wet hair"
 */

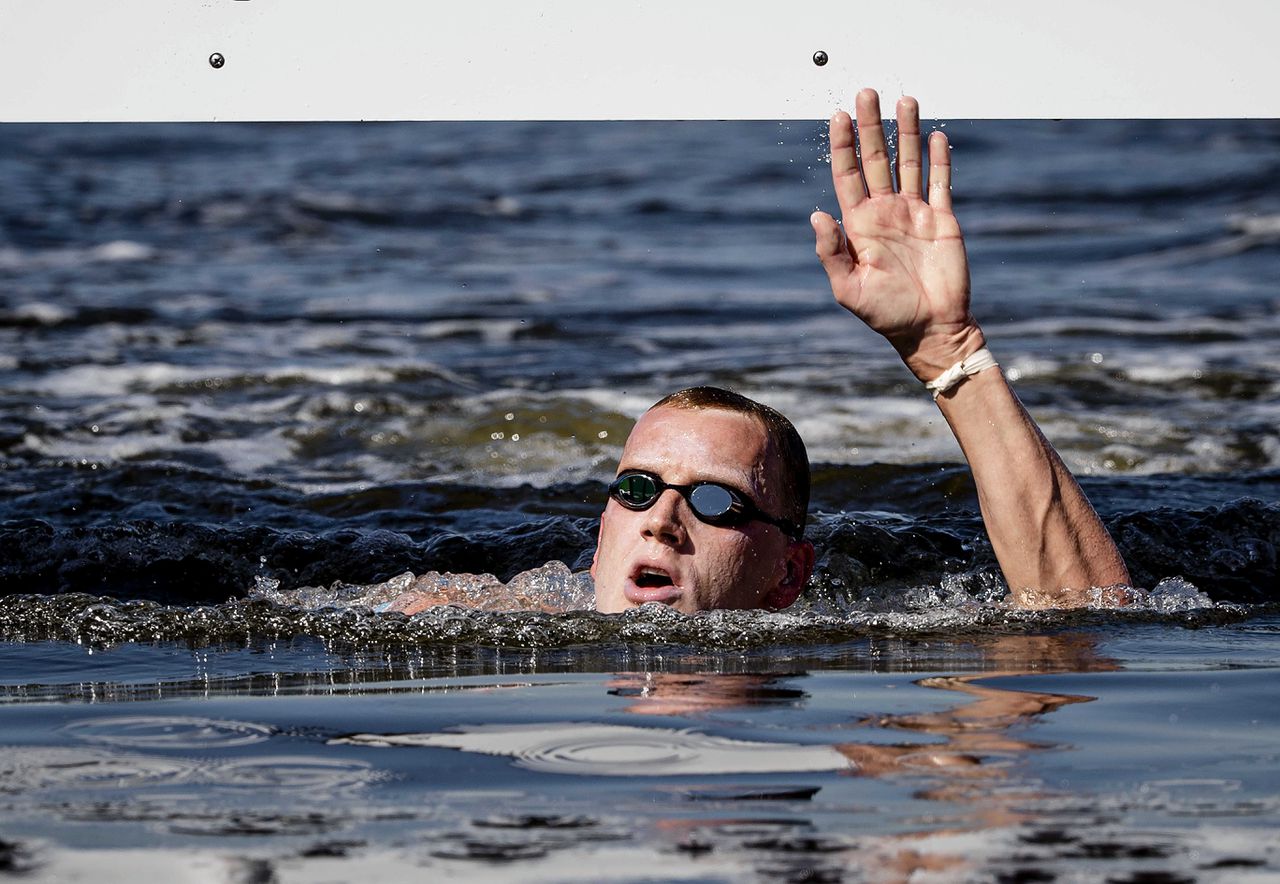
xmin=649 ymin=386 xmax=810 ymax=530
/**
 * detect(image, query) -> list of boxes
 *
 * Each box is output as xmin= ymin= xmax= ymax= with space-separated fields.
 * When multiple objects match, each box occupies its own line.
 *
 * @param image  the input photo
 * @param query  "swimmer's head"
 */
xmin=591 ymin=387 xmax=814 ymax=614
xmin=650 ymin=387 xmax=810 ymax=528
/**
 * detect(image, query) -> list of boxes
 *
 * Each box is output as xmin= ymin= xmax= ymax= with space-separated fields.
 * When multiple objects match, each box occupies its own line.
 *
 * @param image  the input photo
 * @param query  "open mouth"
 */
xmin=625 ymin=565 xmax=682 ymax=604
xmin=634 ymin=568 xmax=674 ymax=589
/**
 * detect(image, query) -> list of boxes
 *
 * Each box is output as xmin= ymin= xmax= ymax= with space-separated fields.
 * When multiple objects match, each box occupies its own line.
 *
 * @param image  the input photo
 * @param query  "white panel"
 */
xmin=0 ymin=1 xmax=1275 ymax=120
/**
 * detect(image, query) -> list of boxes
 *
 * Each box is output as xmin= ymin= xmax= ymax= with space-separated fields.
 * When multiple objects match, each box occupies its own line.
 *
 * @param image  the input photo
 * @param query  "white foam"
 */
xmin=0 ymin=240 xmax=155 ymax=270
xmin=11 ymin=302 xmax=74 ymax=325
xmin=91 ymin=240 xmax=155 ymax=262
xmin=23 ymin=363 xmax=214 ymax=397
xmin=797 ymin=395 xmax=964 ymax=464
xmin=19 ymin=361 xmax=419 ymax=398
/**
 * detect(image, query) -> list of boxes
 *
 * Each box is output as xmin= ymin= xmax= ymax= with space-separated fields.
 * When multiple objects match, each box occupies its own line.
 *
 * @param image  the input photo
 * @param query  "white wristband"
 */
xmin=924 ymin=348 xmax=999 ymax=399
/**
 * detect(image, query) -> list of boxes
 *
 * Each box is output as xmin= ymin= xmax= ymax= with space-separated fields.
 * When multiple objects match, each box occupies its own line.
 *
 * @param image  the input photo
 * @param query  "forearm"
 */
xmin=932 ymin=362 xmax=1131 ymax=607
xmin=812 ymin=87 xmax=1131 ymax=607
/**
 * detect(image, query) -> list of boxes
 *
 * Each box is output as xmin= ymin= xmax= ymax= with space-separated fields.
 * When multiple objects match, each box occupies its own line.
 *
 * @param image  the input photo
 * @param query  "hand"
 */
xmin=812 ymin=89 xmax=983 ymax=381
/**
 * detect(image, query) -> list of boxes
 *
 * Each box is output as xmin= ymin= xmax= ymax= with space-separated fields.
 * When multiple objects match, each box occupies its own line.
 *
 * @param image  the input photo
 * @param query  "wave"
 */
xmin=0 ymin=578 xmax=1259 ymax=652
xmin=1 ymin=475 xmax=1275 ymax=606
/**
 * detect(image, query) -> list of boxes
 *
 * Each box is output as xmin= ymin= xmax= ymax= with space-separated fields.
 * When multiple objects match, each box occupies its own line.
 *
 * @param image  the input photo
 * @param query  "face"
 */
xmin=591 ymin=406 xmax=813 ymax=614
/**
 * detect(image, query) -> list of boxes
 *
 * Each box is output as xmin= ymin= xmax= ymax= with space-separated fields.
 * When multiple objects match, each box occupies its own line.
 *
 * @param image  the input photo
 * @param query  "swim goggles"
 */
xmin=607 ymin=470 xmax=803 ymax=540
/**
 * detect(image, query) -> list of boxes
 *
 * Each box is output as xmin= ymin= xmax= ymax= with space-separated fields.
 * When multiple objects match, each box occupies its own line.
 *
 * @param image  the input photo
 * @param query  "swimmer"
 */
xmin=591 ymin=89 xmax=1130 ymax=613
xmin=392 ymin=89 xmax=1131 ymax=616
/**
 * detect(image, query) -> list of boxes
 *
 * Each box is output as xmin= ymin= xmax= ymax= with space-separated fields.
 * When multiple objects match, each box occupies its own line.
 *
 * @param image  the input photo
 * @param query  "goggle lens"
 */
xmin=688 ymin=483 xmax=735 ymax=519
xmin=614 ymin=473 xmax=659 ymax=507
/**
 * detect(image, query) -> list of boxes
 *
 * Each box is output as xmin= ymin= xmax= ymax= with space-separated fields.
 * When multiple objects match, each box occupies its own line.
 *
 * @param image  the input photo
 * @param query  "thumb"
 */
xmin=811 ymin=211 xmax=855 ymax=280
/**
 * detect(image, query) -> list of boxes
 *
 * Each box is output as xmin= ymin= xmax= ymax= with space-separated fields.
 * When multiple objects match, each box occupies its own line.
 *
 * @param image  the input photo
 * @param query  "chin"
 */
xmin=594 ymin=586 xmax=696 ymax=615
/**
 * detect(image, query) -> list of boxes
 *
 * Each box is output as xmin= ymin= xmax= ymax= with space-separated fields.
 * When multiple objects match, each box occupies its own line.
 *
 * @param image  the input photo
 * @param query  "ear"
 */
xmin=764 ymin=540 xmax=815 ymax=610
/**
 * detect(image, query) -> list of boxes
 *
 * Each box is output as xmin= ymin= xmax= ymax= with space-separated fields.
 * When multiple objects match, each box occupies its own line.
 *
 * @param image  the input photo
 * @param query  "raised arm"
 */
xmin=811 ymin=89 xmax=1130 ymax=607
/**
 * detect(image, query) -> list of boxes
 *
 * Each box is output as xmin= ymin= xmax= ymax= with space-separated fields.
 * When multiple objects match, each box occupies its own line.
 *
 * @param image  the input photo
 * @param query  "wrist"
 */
xmin=925 ymin=348 xmax=998 ymax=399
xmin=895 ymin=322 xmax=987 ymax=383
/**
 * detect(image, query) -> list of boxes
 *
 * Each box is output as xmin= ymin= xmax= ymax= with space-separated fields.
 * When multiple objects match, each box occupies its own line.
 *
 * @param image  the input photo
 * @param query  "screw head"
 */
xmin=209 ymin=52 xmax=225 ymax=69
xmin=812 ymin=50 xmax=828 ymax=67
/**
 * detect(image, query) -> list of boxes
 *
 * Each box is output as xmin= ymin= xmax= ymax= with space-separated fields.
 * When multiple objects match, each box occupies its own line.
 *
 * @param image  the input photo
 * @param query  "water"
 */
xmin=1 ymin=117 xmax=1279 ymax=879
xmin=1 ymin=627 xmax=1278 ymax=881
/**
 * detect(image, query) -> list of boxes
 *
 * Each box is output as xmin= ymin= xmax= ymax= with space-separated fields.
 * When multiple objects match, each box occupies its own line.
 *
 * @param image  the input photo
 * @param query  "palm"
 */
xmin=813 ymin=91 xmax=979 ymax=375
xmin=835 ymin=195 xmax=969 ymax=346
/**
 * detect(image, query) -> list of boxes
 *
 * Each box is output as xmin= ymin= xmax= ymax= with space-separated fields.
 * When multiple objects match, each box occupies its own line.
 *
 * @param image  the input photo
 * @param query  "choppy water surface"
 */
xmin=1 ymin=118 xmax=1279 ymax=879
xmin=1 ymin=118 xmax=1278 ymax=610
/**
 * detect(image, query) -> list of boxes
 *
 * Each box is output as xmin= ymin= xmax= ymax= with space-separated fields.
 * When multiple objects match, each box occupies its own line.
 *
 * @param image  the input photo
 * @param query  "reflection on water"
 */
xmin=336 ymin=724 xmax=851 ymax=776
xmin=61 ymin=715 xmax=274 ymax=749
xmin=332 ymin=635 xmax=1118 ymax=878
xmin=332 ymin=660 xmax=1096 ymax=792
xmin=0 ymin=747 xmax=197 ymax=792
xmin=0 ymin=630 xmax=1278 ymax=881
xmin=608 ymin=672 xmax=808 ymax=715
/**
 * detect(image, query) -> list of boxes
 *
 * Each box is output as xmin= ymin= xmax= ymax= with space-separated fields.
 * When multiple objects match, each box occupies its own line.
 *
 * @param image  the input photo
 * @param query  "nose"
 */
xmin=642 ymin=488 xmax=688 ymax=547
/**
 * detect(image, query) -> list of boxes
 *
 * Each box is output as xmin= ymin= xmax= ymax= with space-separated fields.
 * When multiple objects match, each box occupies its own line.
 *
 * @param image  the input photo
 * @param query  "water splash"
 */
xmin=253 ymin=561 xmax=594 ymax=613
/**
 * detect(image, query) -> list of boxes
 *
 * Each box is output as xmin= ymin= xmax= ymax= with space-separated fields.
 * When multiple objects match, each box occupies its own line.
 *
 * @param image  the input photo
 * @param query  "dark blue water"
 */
xmin=1 ymin=119 xmax=1278 ymax=614
xmin=1 ymin=118 xmax=1279 ymax=879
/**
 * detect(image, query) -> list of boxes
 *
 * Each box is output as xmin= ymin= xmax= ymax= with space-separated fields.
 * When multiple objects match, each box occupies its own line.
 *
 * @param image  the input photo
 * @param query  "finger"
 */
xmin=811 ymin=211 xmax=857 ymax=282
xmin=828 ymin=110 xmax=866 ymax=216
xmin=855 ymin=88 xmax=894 ymax=196
xmin=896 ymin=96 xmax=923 ymax=199
xmin=927 ymin=130 xmax=952 ymax=211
